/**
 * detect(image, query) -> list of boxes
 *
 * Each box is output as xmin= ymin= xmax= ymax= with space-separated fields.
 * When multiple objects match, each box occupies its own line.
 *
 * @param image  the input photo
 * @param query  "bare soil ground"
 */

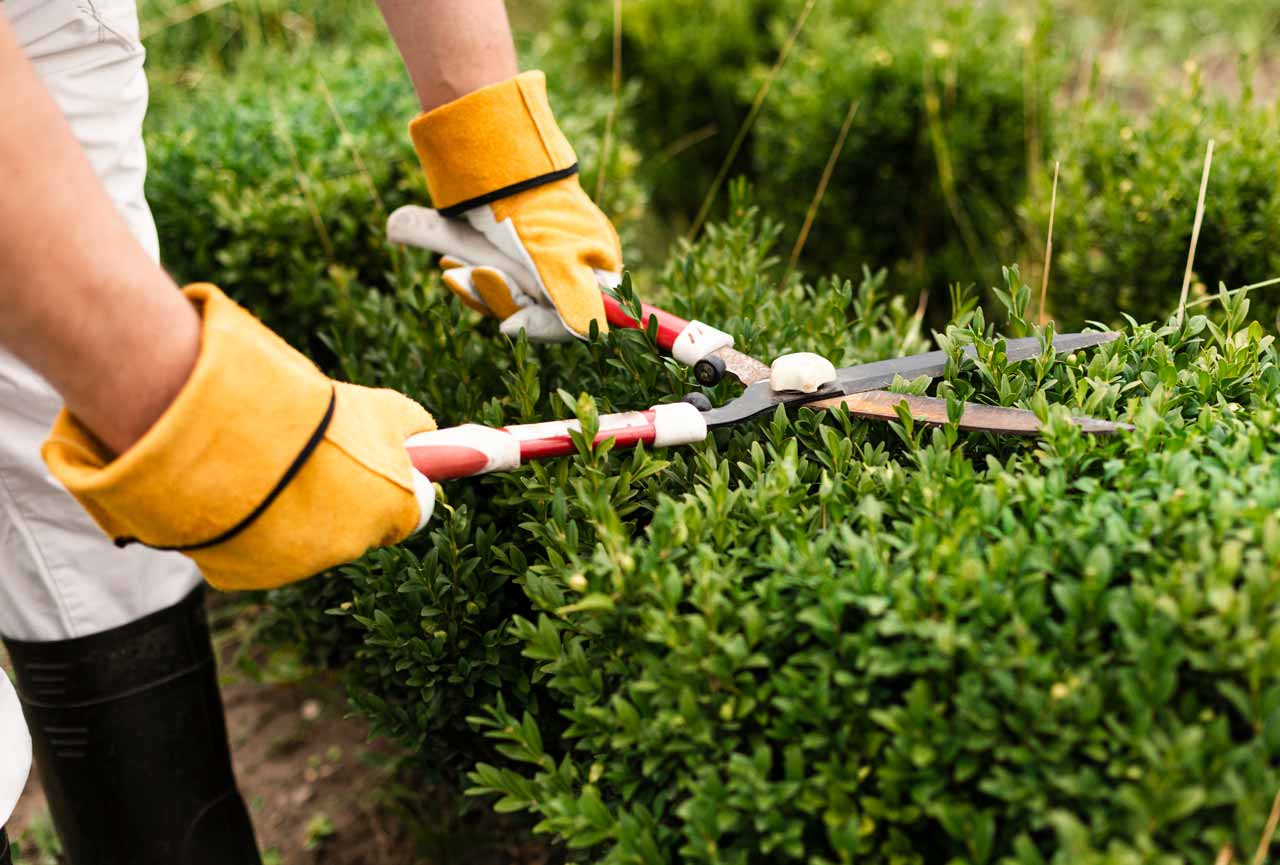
xmin=2 ymin=651 xmax=551 ymax=865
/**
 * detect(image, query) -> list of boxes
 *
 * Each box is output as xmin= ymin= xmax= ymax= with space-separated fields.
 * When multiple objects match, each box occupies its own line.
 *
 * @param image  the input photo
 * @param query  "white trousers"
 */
xmin=1 ymin=0 xmax=204 ymax=827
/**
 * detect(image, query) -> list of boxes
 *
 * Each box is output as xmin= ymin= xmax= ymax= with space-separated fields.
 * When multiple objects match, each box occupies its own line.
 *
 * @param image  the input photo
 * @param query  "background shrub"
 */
xmin=753 ymin=0 xmax=1052 ymax=306
xmin=1030 ymin=74 xmax=1280 ymax=327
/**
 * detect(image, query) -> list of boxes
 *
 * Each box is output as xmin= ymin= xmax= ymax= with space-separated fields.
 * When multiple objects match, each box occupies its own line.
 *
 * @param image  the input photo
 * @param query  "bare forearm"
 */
xmin=375 ymin=0 xmax=519 ymax=111
xmin=0 ymin=17 xmax=199 ymax=456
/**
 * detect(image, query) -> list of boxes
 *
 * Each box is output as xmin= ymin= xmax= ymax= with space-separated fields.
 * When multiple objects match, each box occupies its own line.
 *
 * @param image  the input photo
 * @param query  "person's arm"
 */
xmin=374 ymin=0 xmax=518 ymax=112
xmin=0 ymin=15 xmax=199 ymax=456
xmin=376 ymin=1 xmax=622 ymax=341
xmin=0 ymin=15 xmax=437 ymax=591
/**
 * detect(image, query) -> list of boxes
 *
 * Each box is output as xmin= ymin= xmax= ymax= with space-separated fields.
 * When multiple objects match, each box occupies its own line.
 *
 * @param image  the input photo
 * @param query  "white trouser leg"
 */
xmin=1 ymin=0 xmax=206 ymax=826
xmin=0 ymin=5 xmax=203 ymax=632
xmin=0 ymin=0 xmax=201 ymax=647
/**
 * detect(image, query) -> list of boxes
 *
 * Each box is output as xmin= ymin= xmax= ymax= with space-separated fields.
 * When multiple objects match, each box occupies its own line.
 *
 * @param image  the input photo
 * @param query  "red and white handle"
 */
xmin=405 ymin=402 xmax=708 ymax=480
xmin=600 ymin=292 xmax=734 ymax=366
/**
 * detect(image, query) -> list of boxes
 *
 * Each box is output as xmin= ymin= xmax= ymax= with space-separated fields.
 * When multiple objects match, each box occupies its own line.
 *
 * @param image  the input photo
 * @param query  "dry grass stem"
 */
xmin=1217 ymin=844 xmax=1236 ymax=865
xmin=595 ymin=0 xmax=624 ymax=203
xmin=1176 ymin=138 xmax=1215 ymax=324
xmin=688 ymin=0 xmax=818 ymax=241
xmin=317 ymin=76 xmax=385 ymax=216
xmin=1024 ymin=31 xmax=1042 ymax=201
xmin=653 ymin=123 xmax=719 ymax=167
xmin=898 ymin=289 xmax=929 ymax=355
xmin=923 ymin=67 xmax=983 ymax=267
xmin=1252 ymin=789 xmax=1280 ymax=865
xmin=140 ymin=0 xmax=232 ymax=40
xmin=1038 ymin=161 xmax=1060 ymax=326
xmin=271 ymin=102 xmax=335 ymax=262
xmin=782 ymin=99 xmax=860 ymax=289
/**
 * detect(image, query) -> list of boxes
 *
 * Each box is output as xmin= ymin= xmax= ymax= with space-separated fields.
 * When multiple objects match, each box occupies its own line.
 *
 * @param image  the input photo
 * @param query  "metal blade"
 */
xmin=834 ymin=331 xmax=1120 ymax=396
xmin=808 ymin=390 xmax=1131 ymax=436
xmin=716 ymin=346 xmax=772 ymax=387
xmin=699 ymin=331 xmax=1121 ymax=430
xmin=701 ymin=380 xmax=840 ymax=429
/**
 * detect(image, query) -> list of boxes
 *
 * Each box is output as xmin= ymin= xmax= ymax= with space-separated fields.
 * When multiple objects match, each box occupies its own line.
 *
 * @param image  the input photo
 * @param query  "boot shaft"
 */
xmin=3 ymin=587 xmax=260 ymax=865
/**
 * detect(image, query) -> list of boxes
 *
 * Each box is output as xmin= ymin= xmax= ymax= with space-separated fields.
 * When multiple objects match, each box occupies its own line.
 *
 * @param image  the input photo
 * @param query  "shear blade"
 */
xmin=809 ymin=390 xmax=1130 ymax=436
xmin=833 ymin=331 xmax=1121 ymax=396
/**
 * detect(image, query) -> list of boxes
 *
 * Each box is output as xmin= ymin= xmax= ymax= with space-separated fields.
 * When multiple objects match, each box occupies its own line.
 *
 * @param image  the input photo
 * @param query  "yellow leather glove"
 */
xmin=42 ymin=283 xmax=437 ymax=591
xmin=388 ymin=71 xmax=621 ymax=342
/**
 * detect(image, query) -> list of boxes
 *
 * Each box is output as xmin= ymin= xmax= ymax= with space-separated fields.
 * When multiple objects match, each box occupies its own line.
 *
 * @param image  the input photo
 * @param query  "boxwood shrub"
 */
xmin=248 ymin=187 xmax=1280 ymax=862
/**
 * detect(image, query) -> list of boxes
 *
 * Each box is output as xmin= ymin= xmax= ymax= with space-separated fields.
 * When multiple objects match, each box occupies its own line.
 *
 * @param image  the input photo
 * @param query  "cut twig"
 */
xmin=595 ymin=0 xmax=624 ymax=203
xmin=1176 ymin=139 xmax=1215 ymax=324
xmin=782 ymin=99 xmax=859 ymax=289
xmin=1252 ymin=789 xmax=1280 ymax=865
xmin=1038 ymin=161 xmax=1060 ymax=326
xmin=687 ymin=0 xmax=817 ymax=241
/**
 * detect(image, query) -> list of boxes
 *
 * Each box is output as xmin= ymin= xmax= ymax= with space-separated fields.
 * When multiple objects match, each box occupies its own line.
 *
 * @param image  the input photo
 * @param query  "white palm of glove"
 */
xmin=387 ymin=205 xmax=620 ymax=343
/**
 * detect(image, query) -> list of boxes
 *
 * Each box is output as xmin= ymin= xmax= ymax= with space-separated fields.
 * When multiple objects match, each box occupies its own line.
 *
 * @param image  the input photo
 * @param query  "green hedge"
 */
xmin=251 ymin=187 xmax=1280 ymax=862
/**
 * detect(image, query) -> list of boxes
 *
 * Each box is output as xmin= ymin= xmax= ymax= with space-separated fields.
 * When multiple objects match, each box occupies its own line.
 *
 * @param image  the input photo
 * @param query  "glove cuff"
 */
xmin=42 ymin=283 xmax=335 ymax=550
xmin=409 ymin=70 xmax=578 ymax=214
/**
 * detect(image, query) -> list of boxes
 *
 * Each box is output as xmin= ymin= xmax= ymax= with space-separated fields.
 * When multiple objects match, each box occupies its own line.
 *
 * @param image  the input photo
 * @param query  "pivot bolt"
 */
xmin=681 ymin=392 xmax=714 ymax=412
xmin=694 ymin=354 xmax=727 ymax=386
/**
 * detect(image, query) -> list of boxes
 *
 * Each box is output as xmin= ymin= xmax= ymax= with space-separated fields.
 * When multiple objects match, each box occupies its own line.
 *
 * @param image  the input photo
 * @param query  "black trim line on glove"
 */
xmin=114 ymin=386 xmax=337 ymax=553
xmin=438 ymin=163 xmax=579 ymax=218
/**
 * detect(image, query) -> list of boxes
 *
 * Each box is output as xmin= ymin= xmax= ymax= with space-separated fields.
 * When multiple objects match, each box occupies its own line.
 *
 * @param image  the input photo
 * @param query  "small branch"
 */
xmin=1176 ymin=139 xmax=1215 ymax=324
xmin=782 ymin=99 xmax=859 ymax=289
xmin=1252 ymin=789 xmax=1280 ymax=865
xmin=595 ymin=0 xmax=624 ymax=203
xmin=687 ymin=0 xmax=817 ymax=241
xmin=1217 ymin=844 xmax=1236 ymax=865
xmin=1038 ymin=160 xmax=1061 ymax=326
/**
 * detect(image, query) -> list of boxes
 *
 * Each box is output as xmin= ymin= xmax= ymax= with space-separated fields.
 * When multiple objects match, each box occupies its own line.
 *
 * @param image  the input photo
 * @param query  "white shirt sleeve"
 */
xmin=0 ymin=672 xmax=31 ymax=827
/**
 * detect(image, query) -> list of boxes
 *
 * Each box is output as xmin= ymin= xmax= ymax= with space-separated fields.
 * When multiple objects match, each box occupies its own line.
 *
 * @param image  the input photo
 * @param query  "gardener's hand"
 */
xmin=43 ymin=284 xmax=438 ymax=592
xmin=388 ymin=71 xmax=621 ymax=343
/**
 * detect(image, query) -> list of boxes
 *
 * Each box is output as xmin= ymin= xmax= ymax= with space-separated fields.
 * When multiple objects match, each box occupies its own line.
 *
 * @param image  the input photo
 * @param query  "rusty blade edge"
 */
xmin=808 ymin=390 xmax=1133 ymax=436
xmin=715 ymin=346 xmax=773 ymax=387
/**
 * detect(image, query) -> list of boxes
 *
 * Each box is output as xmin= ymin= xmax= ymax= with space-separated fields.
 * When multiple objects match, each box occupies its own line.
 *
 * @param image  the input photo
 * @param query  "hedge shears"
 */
xmin=403 ymin=290 xmax=1127 ymax=481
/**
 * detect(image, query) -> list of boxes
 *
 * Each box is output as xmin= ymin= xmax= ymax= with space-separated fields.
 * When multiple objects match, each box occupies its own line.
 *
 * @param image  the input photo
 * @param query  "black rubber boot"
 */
xmin=0 ymin=827 xmax=11 ymax=865
xmin=2 ymin=586 xmax=261 ymax=865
